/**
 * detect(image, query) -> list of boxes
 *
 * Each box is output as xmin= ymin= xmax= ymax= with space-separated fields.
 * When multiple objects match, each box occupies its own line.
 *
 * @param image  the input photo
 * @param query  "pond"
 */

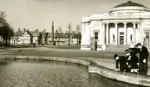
xmin=0 ymin=60 xmax=144 ymax=87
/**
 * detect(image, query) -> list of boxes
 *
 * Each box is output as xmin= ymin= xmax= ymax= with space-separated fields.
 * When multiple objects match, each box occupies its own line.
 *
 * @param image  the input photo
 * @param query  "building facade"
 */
xmin=11 ymin=29 xmax=39 ymax=44
xmin=81 ymin=1 xmax=150 ymax=51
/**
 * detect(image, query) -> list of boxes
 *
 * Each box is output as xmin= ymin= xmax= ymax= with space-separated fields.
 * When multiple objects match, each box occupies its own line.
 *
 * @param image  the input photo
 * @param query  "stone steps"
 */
xmin=105 ymin=45 xmax=130 ymax=52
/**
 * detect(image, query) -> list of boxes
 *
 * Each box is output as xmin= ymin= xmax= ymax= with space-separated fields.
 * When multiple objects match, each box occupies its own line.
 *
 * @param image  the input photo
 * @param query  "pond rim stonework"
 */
xmin=0 ymin=55 xmax=150 ymax=87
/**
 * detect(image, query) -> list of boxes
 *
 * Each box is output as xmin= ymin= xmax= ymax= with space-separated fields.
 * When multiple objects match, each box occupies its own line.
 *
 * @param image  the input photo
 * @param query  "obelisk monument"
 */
xmin=51 ymin=21 xmax=54 ymax=45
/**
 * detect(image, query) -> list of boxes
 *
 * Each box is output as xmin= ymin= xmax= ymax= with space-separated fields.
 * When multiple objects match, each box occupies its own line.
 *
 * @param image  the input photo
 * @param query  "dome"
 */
xmin=114 ymin=1 xmax=148 ymax=8
xmin=110 ymin=1 xmax=150 ymax=13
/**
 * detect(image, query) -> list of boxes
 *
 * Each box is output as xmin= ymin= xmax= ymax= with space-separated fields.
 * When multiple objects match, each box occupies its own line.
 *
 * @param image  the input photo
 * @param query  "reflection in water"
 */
xmin=0 ymin=60 xmax=146 ymax=87
xmin=89 ymin=74 xmax=145 ymax=87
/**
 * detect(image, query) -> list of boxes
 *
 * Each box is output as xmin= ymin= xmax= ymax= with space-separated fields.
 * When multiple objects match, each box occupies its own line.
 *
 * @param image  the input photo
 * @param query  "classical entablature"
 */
xmin=81 ymin=1 xmax=150 ymax=51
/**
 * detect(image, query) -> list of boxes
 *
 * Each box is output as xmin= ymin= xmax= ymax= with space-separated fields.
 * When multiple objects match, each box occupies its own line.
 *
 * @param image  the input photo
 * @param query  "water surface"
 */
xmin=0 ymin=60 xmax=145 ymax=87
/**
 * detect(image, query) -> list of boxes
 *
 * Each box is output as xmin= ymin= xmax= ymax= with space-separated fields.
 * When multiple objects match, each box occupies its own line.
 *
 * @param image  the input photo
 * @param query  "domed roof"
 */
xmin=113 ymin=1 xmax=148 ymax=8
xmin=110 ymin=1 xmax=150 ymax=13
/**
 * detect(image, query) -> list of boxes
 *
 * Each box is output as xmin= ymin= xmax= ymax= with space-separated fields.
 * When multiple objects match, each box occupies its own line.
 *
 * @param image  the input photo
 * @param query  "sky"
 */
xmin=0 ymin=0 xmax=150 ymax=32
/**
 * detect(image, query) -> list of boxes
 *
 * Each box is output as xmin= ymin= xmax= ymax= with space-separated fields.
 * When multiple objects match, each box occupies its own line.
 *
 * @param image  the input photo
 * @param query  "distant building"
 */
xmin=30 ymin=29 xmax=39 ymax=44
xmin=47 ymin=32 xmax=80 ymax=45
xmin=11 ymin=29 xmax=39 ymax=44
xmin=81 ymin=1 xmax=150 ymax=51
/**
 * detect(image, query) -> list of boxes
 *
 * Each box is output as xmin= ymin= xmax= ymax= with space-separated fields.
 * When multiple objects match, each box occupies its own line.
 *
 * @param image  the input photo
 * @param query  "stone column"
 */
xmin=137 ymin=23 xmax=140 ymax=43
xmin=133 ymin=22 xmax=136 ymax=44
xmin=101 ymin=23 xmax=106 ymax=51
xmin=139 ymin=23 xmax=143 ymax=44
xmin=115 ymin=23 xmax=118 ymax=44
xmin=104 ymin=24 xmax=106 ymax=44
xmin=106 ymin=23 xmax=109 ymax=45
xmin=124 ymin=22 xmax=127 ymax=44
xmin=102 ymin=23 xmax=105 ymax=44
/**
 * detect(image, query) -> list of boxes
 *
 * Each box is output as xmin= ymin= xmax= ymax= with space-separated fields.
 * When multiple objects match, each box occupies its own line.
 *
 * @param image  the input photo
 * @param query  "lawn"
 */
xmin=0 ymin=44 xmax=149 ymax=61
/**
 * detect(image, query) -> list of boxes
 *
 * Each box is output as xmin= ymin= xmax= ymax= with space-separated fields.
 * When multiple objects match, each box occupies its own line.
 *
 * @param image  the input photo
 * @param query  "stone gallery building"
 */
xmin=81 ymin=1 xmax=150 ymax=51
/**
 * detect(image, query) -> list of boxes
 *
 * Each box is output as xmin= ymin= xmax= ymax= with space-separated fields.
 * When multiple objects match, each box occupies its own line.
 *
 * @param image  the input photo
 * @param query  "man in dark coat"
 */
xmin=113 ymin=54 xmax=127 ymax=72
xmin=135 ymin=43 xmax=149 ymax=75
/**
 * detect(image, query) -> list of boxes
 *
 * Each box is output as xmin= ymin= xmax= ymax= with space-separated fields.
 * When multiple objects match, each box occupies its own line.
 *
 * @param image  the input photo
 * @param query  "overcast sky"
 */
xmin=0 ymin=0 xmax=150 ymax=32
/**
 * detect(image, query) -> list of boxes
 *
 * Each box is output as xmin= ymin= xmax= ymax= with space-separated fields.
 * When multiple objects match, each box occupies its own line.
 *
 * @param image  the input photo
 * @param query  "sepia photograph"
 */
xmin=0 ymin=0 xmax=149 ymax=87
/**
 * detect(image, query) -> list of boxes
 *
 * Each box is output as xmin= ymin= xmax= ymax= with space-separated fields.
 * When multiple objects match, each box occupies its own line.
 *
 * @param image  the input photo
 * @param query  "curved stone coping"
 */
xmin=89 ymin=64 xmax=150 ymax=87
xmin=0 ymin=55 xmax=91 ymax=66
xmin=0 ymin=55 xmax=150 ymax=86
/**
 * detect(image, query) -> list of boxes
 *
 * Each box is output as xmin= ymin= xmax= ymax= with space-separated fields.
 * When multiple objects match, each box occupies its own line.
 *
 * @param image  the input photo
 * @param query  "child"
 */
xmin=124 ymin=49 xmax=131 ymax=72
xmin=130 ymin=51 xmax=139 ymax=73
xmin=113 ymin=54 xmax=127 ymax=72
xmin=125 ymin=48 xmax=139 ymax=73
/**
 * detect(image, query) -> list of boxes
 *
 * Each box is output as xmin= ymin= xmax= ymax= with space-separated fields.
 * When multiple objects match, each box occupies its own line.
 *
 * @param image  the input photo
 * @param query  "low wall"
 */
xmin=89 ymin=64 xmax=150 ymax=87
xmin=0 ymin=55 xmax=150 ymax=86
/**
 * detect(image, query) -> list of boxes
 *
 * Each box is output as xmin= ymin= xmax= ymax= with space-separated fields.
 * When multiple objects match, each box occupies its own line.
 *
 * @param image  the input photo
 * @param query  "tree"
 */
xmin=55 ymin=29 xmax=59 ymax=45
xmin=78 ymin=32 xmax=81 ymax=45
xmin=38 ymin=32 xmax=42 ymax=44
xmin=67 ymin=23 xmax=72 ymax=46
xmin=58 ymin=26 xmax=62 ymax=46
xmin=45 ymin=32 xmax=49 ymax=45
xmin=75 ymin=24 xmax=81 ymax=45
xmin=0 ymin=12 xmax=14 ymax=47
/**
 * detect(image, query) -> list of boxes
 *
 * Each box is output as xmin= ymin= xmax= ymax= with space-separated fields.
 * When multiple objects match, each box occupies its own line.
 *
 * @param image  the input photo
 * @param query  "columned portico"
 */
xmin=102 ymin=22 xmax=138 ymax=45
xmin=81 ymin=1 xmax=150 ymax=51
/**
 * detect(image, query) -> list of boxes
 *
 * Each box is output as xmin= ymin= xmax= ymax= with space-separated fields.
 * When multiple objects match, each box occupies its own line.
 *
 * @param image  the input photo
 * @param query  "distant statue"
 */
xmin=130 ymin=35 xmax=132 ymax=41
xmin=130 ymin=35 xmax=133 ymax=44
xmin=112 ymin=34 xmax=115 ymax=44
xmin=113 ymin=34 xmax=115 ymax=41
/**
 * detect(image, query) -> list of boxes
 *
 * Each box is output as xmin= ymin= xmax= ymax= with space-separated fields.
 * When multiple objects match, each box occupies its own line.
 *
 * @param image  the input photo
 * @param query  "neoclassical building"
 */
xmin=81 ymin=1 xmax=150 ymax=51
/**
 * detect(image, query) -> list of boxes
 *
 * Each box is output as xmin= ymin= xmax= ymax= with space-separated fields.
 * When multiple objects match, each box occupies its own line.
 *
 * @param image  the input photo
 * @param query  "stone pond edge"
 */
xmin=0 ymin=55 xmax=150 ymax=87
